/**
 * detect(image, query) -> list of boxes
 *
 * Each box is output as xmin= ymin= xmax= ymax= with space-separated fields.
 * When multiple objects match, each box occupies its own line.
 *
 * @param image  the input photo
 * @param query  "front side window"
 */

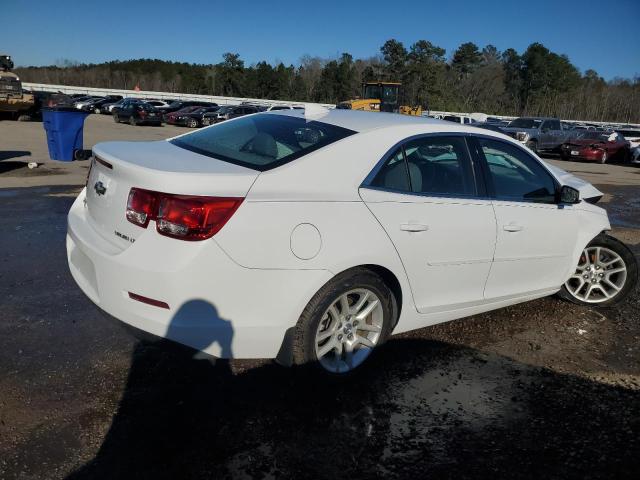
xmin=370 ymin=136 xmax=475 ymax=197
xmin=477 ymin=138 xmax=556 ymax=203
xmin=171 ymin=113 xmax=355 ymax=171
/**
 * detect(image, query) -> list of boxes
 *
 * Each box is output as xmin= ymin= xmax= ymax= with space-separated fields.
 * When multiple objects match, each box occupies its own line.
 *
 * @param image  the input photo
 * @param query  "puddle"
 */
xmin=380 ymin=353 xmax=531 ymax=465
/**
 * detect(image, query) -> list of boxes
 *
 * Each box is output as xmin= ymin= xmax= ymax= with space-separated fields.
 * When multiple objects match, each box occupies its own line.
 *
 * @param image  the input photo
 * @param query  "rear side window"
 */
xmin=171 ymin=113 xmax=355 ymax=171
xmin=370 ymin=136 xmax=476 ymax=197
xmin=477 ymin=137 xmax=556 ymax=203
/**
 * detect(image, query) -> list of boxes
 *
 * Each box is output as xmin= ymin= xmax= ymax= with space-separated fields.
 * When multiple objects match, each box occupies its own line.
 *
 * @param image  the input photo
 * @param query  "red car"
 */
xmin=560 ymin=131 xmax=630 ymax=164
xmin=163 ymin=106 xmax=204 ymax=125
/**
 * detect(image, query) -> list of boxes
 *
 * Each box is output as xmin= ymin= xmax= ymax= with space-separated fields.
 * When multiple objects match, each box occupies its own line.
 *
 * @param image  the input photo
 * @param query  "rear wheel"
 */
xmin=129 ymin=116 xmax=137 ymax=126
xmin=293 ymin=269 xmax=395 ymax=375
xmin=559 ymin=234 xmax=637 ymax=306
xmin=526 ymin=139 xmax=538 ymax=154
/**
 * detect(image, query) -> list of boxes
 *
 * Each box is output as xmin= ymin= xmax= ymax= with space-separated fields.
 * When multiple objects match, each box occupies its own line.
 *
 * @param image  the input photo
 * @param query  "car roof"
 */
xmin=266 ymin=108 xmax=447 ymax=133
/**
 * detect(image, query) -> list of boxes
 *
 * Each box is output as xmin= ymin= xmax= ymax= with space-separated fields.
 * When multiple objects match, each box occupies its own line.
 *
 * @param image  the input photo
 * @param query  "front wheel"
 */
xmin=187 ymin=118 xmax=199 ymax=128
xmin=526 ymin=139 xmax=538 ymax=154
xmin=293 ymin=269 xmax=395 ymax=375
xmin=560 ymin=234 xmax=638 ymax=306
xmin=129 ymin=116 xmax=137 ymax=126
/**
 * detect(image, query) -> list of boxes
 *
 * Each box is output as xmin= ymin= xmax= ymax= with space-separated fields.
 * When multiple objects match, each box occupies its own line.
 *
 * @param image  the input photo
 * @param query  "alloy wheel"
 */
xmin=314 ymin=288 xmax=384 ymax=373
xmin=564 ymin=246 xmax=627 ymax=303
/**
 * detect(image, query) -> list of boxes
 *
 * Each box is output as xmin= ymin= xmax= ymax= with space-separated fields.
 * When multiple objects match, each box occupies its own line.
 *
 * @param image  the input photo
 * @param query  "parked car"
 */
xmin=165 ymin=106 xmax=220 ymax=128
xmin=265 ymin=104 xmax=304 ymax=111
xmin=113 ymin=100 xmax=162 ymax=126
xmin=143 ymin=100 xmax=171 ymax=109
xmin=560 ymin=130 xmax=630 ymax=163
xmin=81 ymin=96 xmax=123 ymax=113
xmin=164 ymin=106 xmax=220 ymax=127
xmin=67 ymin=109 xmax=637 ymax=375
xmin=442 ymin=115 xmax=475 ymax=124
xmin=473 ymin=122 xmax=506 ymax=134
xmin=100 ymin=97 xmax=136 ymax=114
xmin=74 ymin=96 xmax=103 ymax=109
xmin=503 ymin=117 xmax=568 ymax=154
xmin=616 ymin=129 xmax=640 ymax=163
xmin=201 ymin=105 xmax=260 ymax=125
xmin=163 ymin=106 xmax=202 ymax=125
xmin=158 ymin=100 xmax=218 ymax=114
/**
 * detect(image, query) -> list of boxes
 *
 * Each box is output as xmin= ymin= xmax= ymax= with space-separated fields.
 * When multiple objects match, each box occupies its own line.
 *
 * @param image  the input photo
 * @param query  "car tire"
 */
xmin=129 ymin=116 xmax=137 ymax=126
xmin=292 ymin=268 xmax=396 ymax=375
xmin=113 ymin=113 xmax=120 ymax=123
xmin=187 ymin=118 xmax=199 ymax=128
xmin=526 ymin=139 xmax=538 ymax=154
xmin=559 ymin=233 xmax=638 ymax=307
xmin=94 ymin=108 xmax=101 ymax=114
xmin=600 ymin=150 xmax=608 ymax=164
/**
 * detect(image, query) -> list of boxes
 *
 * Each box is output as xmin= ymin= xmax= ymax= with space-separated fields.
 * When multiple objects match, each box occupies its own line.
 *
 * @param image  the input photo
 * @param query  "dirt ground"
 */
xmin=0 ymin=116 xmax=638 ymax=479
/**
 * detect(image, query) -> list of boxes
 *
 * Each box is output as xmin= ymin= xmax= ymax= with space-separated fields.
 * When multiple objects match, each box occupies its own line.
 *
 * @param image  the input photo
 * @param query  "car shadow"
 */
xmin=0 ymin=150 xmax=31 ymax=161
xmin=65 ymin=305 xmax=639 ymax=480
xmin=0 ymin=151 xmax=32 ymax=174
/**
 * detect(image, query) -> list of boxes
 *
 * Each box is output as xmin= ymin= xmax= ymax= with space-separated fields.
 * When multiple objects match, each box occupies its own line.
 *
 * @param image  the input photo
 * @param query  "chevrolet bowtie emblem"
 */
xmin=94 ymin=181 xmax=107 ymax=196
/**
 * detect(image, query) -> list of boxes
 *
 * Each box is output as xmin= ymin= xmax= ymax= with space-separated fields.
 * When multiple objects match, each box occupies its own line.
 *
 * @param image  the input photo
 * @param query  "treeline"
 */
xmin=16 ymin=40 xmax=640 ymax=123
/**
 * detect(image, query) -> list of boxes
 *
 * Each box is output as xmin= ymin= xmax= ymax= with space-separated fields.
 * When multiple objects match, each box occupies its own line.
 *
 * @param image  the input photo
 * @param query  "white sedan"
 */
xmin=66 ymin=108 xmax=638 ymax=374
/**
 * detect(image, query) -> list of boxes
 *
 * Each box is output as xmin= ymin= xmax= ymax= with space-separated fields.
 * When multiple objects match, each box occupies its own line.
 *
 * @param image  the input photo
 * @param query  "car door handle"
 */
xmin=503 ymin=223 xmax=524 ymax=232
xmin=400 ymin=223 xmax=429 ymax=232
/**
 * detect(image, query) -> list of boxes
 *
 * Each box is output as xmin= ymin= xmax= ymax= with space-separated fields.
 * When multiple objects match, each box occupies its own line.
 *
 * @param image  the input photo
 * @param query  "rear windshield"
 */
xmin=170 ymin=113 xmax=356 ymax=171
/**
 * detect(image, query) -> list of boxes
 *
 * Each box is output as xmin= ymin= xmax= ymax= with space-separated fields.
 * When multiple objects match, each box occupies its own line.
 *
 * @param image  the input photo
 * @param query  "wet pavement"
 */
xmin=0 ymin=184 xmax=639 ymax=480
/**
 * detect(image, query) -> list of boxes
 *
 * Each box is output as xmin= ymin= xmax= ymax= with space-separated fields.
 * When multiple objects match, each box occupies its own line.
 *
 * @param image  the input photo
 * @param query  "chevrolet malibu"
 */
xmin=67 ymin=108 xmax=638 ymax=374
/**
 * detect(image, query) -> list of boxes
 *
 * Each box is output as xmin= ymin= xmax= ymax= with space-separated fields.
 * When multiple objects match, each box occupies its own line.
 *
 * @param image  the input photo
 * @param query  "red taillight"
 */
xmin=126 ymin=188 xmax=158 ymax=227
xmin=126 ymin=188 xmax=243 ymax=241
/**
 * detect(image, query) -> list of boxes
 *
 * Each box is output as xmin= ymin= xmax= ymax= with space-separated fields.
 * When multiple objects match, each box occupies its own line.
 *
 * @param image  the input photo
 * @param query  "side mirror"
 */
xmin=559 ymin=185 xmax=580 ymax=204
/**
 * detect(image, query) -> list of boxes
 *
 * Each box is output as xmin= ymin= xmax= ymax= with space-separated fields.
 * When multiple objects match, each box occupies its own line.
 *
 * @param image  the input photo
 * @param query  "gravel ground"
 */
xmin=0 ymin=117 xmax=639 ymax=479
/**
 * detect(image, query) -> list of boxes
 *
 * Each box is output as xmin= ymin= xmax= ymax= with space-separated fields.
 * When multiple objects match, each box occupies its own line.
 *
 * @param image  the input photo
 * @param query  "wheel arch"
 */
xmin=275 ymin=263 xmax=407 ymax=367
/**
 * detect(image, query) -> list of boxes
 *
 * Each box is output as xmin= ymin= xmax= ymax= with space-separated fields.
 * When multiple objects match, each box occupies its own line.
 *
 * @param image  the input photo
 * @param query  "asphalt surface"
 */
xmin=0 ymin=116 xmax=639 ymax=479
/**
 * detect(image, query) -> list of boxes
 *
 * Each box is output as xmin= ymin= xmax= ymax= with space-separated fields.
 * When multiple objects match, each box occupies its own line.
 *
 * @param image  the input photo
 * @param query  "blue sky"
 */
xmin=5 ymin=0 xmax=639 ymax=80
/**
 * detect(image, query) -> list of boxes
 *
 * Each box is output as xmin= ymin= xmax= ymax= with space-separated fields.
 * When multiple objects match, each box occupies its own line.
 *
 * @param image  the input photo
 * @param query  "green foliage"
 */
xmin=15 ymin=41 xmax=640 ymax=122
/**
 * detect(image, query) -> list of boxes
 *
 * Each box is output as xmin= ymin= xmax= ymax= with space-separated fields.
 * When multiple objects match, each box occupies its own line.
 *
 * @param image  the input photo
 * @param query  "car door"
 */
xmin=538 ymin=120 xmax=554 ymax=149
xmin=548 ymin=119 xmax=563 ymax=149
xmin=120 ymin=101 xmax=134 ymax=121
xmin=359 ymin=135 xmax=497 ymax=313
xmin=471 ymin=136 xmax=579 ymax=299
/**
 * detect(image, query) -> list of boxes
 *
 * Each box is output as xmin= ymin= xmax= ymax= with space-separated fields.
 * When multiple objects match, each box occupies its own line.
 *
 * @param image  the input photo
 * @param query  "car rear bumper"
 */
xmin=563 ymin=148 xmax=604 ymax=161
xmin=66 ymin=188 xmax=331 ymax=359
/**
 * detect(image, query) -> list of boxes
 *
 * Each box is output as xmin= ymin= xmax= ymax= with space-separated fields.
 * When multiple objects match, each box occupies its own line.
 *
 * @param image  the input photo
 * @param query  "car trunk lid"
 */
xmin=86 ymin=140 xmax=258 ymax=251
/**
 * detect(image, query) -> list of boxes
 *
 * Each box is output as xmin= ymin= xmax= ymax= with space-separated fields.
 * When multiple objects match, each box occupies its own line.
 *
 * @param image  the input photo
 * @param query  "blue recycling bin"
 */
xmin=42 ymin=108 xmax=90 ymax=161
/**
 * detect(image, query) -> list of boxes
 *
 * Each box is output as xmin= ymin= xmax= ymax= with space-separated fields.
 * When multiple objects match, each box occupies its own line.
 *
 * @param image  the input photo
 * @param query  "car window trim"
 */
xmin=361 ymin=132 xmax=488 ymax=201
xmin=468 ymin=134 xmax=561 ymax=205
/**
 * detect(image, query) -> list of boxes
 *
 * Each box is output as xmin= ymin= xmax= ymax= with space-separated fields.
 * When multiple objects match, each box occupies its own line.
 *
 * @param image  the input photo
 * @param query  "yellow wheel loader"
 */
xmin=337 ymin=82 xmax=422 ymax=116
